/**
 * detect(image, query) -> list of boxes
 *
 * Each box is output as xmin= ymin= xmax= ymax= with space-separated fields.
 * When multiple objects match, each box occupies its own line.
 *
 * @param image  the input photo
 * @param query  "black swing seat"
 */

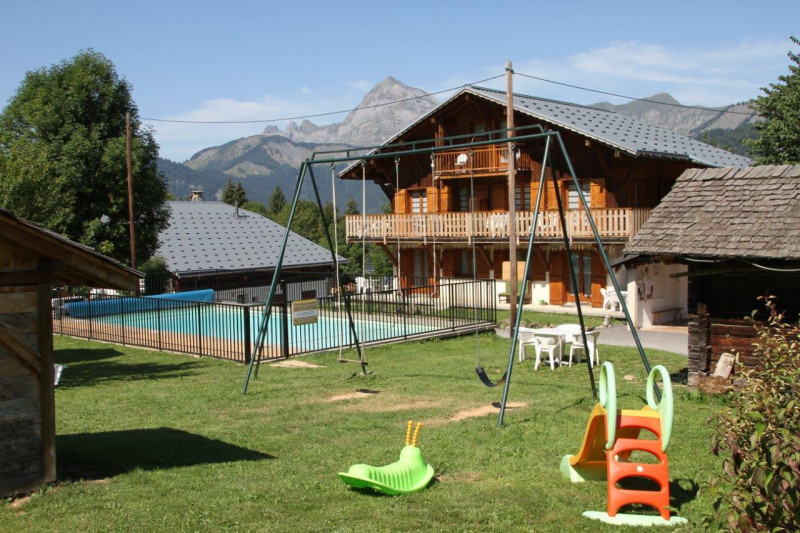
xmin=475 ymin=366 xmax=507 ymax=388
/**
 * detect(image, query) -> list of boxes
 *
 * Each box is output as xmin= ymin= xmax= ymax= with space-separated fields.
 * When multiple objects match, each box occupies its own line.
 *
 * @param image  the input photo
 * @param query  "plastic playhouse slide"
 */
xmin=561 ymin=362 xmax=687 ymax=527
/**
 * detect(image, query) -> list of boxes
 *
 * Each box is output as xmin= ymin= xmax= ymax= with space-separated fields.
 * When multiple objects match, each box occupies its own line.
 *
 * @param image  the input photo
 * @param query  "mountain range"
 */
xmin=158 ymin=78 xmax=759 ymax=212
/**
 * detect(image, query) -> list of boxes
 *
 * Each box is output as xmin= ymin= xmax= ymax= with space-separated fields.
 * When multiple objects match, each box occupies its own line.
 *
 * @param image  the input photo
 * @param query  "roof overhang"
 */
xmin=0 ymin=209 xmax=142 ymax=290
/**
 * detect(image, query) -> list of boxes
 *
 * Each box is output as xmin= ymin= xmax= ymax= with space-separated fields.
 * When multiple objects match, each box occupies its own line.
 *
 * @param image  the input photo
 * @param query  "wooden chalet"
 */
xmin=0 ymin=209 xmax=141 ymax=496
xmin=625 ymin=165 xmax=800 ymax=387
xmin=339 ymin=86 xmax=749 ymax=307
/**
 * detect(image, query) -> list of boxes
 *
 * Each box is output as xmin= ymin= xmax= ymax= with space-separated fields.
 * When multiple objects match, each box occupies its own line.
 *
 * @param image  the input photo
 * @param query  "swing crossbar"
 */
xmin=311 ymin=124 xmax=546 ymax=162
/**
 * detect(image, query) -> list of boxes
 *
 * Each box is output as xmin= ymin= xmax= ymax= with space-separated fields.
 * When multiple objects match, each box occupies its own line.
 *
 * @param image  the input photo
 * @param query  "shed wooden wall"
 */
xmin=0 ymin=242 xmax=56 ymax=496
xmin=686 ymin=267 xmax=800 ymax=386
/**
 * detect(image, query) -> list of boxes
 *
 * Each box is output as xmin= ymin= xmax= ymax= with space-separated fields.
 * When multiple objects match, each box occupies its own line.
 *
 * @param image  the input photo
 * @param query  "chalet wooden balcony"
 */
xmin=346 ymin=208 xmax=652 ymax=244
xmin=434 ymin=145 xmax=533 ymax=177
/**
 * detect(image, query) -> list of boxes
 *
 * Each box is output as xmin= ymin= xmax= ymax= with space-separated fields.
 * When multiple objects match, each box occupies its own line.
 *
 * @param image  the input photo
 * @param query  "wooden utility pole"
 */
xmin=125 ymin=112 xmax=137 ymax=276
xmin=506 ymin=61 xmax=517 ymax=324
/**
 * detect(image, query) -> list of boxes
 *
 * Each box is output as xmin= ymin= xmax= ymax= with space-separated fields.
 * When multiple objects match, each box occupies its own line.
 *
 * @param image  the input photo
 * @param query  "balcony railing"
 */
xmin=434 ymin=145 xmax=533 ymax=176
xmin=346 ymin=208 xmax=652 ymax=243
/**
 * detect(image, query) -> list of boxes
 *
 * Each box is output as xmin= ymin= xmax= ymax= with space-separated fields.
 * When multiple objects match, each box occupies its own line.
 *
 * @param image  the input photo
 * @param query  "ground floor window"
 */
xmin=567 ymin=252 xmax=592 ymax=299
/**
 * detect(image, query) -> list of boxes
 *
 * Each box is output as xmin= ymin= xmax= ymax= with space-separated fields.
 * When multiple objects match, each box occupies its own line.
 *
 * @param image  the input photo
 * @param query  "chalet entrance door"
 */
xmin=565 ymin=251 xmax=593 ymax=304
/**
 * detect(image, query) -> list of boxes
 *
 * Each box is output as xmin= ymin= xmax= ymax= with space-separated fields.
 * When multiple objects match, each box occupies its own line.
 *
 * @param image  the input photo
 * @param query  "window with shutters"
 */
xmin=515 ymin=184 xmax=530 ymax=211
xmin=568 ymin=181 xmax=591 ymax=210
xmin=410 ymin=190 xmax=427 ymax=213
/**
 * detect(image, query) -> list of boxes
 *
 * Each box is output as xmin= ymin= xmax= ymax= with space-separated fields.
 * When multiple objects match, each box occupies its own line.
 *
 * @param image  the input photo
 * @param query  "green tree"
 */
xmin=746 ymin=36 xmax=800 ymax=164
xmin=0 ymin=50 xmax=169 ymax=265
xmin=241 ymin=200 xmax=269 ymax=217
xmin=268 ymin=186 xmax=286 ymax=216
xmin=222 ymin=178 xmax=248 ymax=206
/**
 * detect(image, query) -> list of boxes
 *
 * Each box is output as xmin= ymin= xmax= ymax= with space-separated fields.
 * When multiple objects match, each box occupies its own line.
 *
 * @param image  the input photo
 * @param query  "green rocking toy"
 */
xmin=339 ymin=421 xmax=435 ymax=495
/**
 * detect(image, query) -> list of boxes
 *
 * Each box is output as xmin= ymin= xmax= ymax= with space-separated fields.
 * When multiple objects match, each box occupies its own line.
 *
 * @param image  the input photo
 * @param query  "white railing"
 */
xmin=346 ymin=208 xmax=652 ymax=242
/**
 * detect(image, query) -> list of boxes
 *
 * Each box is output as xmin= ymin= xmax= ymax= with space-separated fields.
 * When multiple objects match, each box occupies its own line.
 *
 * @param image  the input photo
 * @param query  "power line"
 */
xmin=515 ymin=71 xmax=756 ymax=117
xmin=141 ymin=74 xmax=505 ymax=125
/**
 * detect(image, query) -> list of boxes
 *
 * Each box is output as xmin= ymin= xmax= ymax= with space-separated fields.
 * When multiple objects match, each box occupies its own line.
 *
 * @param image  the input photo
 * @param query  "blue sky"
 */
xmin=2 ymin=0 xmax=798 ymax=162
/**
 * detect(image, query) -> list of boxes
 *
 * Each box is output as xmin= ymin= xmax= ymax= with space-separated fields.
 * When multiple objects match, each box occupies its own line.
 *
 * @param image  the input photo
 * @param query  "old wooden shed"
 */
xmin=625 ymin=165 xmax=800 ymax=387
xmin=0 ymin=209 xmax=141 ymax=496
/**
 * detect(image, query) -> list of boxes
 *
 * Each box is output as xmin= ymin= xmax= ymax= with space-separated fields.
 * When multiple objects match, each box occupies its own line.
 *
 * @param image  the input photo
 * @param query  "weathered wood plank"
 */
xmin=0 ymin=351 xmax=34 ymax=378
xmin=0 ymin=375 xmax=41 ymax=401
xmin=0 ymin=417 xmax=41 ymax=441
xmin=0 ymin=319 xmax=42 ymax=373
xmin=0 ymin=291 xmax=37 ymax=313
xmin=0 ymin=312 xmax=38 ymax=335
xmin=0 ymin=398 xmax=40 ymax=422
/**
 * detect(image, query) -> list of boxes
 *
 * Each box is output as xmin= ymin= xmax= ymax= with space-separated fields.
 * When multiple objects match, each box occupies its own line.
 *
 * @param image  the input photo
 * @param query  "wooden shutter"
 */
xmin=549 ymin=252 xmax=565 ymax=305
xmin=427 ymin=187 xmax=439 ymax=213
xmin=590 ymin=250 xmax=607 ymax=308
xmin=395 ymin=190 xmax=407 ymax=214
xmin=590 ymin=178 xmax=606 ymax=209
xmin=530 ymin=180 xmax=543 ymax=211
xmin=439 ymin=186 xmax=450 ymax=212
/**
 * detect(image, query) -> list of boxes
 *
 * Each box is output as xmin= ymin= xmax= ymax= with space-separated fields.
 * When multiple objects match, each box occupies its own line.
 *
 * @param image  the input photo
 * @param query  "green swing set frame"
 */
xmin=240 ymin=124 xmax=658 ymax=426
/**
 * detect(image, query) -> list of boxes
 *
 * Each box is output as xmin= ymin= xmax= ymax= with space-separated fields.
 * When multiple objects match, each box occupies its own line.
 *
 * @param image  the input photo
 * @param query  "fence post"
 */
xmin=120 ymin=295 xmax=126 ymax=345
xmin=449 ymin=283 xmax=455 ymax=331
xmin=157 ymin=299 xmax=162 ymax=351
xmin=197 ymin=303 xmax=203 ymax=355
xmin=281 ymin=280 xmax=289 ymax=358
xmin=87 ymin=295 xmax=93 ymax=339
xmin=243 ymin=304 xmax=251 ymax=364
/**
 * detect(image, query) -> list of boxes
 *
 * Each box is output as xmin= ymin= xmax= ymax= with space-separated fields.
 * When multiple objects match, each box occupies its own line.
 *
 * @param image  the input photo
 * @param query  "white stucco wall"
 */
xmin=624 ymin=261 xmax=688 ymax=328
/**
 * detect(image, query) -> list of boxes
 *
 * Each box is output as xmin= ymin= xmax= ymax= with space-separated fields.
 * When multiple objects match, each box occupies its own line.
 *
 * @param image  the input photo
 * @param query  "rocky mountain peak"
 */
xmin=261 ymin=77 xmax=438 ymax=147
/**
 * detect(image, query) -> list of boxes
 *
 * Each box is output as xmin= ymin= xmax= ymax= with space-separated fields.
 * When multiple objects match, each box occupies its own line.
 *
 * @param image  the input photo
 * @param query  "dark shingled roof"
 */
xmin=469 ymin=87 xmax=751 ymax=168
xmin=341 ymin=86 xmax=750 ymax=177
xmin=625 ymin=165 xmax=800 ymax=260
xmin=158 ymin=201 xmax=342 ymax=272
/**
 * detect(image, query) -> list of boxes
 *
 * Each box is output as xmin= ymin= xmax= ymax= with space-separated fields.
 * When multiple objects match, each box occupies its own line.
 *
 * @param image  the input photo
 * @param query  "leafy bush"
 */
xmin=705 ymin=297 xmax=800 ymax=531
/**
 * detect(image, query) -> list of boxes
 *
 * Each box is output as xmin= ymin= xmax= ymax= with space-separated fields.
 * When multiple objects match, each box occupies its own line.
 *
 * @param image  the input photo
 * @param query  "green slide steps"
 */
xmin=338 ymin=445 xmax=435 ymax=495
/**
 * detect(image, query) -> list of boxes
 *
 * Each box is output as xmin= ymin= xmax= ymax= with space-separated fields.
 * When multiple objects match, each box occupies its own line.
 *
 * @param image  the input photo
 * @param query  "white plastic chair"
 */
xmin=519 ymin=332 xmax=562 ymax=370
xmin=569 ymin=330 xmax=601 ymax=367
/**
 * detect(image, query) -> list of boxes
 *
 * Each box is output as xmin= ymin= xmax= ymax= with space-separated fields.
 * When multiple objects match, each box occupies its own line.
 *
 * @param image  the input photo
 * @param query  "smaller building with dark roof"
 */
xmin=624 ymin=164 xmax=800 ymax=386
xmin=153 ymin=201 xmax=343 ymax=301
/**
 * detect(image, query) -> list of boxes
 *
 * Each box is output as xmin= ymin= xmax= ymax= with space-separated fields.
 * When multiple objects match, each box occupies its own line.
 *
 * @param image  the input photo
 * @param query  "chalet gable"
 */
xmin=340 ymin=86 xmax=750 ymax=180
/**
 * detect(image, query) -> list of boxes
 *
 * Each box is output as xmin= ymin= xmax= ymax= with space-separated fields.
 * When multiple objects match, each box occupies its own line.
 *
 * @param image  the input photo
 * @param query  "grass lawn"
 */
xmin=1 ymin=332 xmax=724 ymax=532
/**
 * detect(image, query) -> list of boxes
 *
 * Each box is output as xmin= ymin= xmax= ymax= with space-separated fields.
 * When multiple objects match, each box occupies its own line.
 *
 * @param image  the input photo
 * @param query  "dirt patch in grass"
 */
xmin=272 ymin=360 xmax=323 ymax=369
xmin=425 ymin=402 xmax=527 ymax=427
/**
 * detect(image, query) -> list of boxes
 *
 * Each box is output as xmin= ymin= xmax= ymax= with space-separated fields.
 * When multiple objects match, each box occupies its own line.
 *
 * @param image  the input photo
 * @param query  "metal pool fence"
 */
xmin=52 ymin=277 xmax=497 ymax=363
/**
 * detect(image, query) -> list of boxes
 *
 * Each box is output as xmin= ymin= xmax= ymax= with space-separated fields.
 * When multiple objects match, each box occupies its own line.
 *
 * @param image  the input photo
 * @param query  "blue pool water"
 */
xmin=92 ymin=305 xmax=437 ymax=353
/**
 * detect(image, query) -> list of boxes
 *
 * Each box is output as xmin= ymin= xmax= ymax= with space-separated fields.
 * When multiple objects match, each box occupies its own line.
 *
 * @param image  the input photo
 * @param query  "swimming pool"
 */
xmin=92 ymin=304 xmax=438 ymax=354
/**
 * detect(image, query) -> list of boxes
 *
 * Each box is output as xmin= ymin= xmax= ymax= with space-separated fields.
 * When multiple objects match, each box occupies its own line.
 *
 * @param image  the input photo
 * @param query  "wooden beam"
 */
xmin=0 ymin=272 xmax=58 ymax=285
xmin=377 ymin=244 xmax=399 ymax=268
xmin=670 ymin=266 xmax=760 ymax=279
xmin=592 ymin=146 xmax=612 ymax=178
xmin=38 ymin=283 xmax=56 ymax=482
xmin=0 ymin=318 xmax=42 ymax=374
xmin=477 ymin=246 xmax=493 ymax=269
